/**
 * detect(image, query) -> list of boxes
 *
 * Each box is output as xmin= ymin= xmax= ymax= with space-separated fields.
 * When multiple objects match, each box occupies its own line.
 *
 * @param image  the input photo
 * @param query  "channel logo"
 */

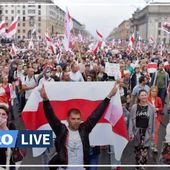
xmin=0 ymin=130 xmax=53 ymax=148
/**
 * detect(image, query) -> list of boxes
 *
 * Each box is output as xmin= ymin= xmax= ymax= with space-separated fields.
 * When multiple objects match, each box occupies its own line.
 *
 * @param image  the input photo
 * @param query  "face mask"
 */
xmin=45 ymin=72 xmax=51 ymax=77
xmin=0 ymin=117 xmax=7 ymax=127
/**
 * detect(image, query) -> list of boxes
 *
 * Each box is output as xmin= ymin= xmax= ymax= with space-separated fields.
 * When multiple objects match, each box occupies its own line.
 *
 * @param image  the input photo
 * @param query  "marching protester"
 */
xmin=148 ymin=86 xmax=163 ymax=153
xmin=129 ymin=90 xmax=155 ymax=169
xmin=131 ymin=76 xmax=150 ymax=106
xmin=0 ymin=105 xmax=16 ymax=169
xmin=39 ymin=83 xmax=118 ymax=169
xmin=151 ymin=63 xmax=169 ymax=107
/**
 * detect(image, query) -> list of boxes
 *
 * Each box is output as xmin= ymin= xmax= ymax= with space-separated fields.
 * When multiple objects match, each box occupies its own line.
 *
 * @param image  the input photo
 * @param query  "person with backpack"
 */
xmin=21 ymin=67 xmax=45 ymax=103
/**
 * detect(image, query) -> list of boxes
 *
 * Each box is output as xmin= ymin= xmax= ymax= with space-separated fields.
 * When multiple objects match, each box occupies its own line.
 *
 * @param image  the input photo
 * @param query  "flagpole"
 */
xmin=72 ymin=28 xmax=82 ymax=59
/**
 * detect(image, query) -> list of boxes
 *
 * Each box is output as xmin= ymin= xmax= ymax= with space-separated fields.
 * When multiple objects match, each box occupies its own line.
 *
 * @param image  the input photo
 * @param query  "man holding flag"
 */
xmin=39 ymin=83 xmax=118 ymax=169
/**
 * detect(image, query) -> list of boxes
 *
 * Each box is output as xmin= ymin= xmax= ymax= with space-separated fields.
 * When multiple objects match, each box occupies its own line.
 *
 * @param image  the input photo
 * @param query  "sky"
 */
xmin=53 ymin=0 xmax=170 ymax=38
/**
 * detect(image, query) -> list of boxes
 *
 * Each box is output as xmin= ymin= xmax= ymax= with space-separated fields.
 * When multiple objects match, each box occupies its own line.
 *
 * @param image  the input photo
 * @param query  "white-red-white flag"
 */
xmin=0 ymin=20 xmax=6 ymax=36
xmin=49 ymin=43 xmax=57 ymax=54
xmin=126 ymin=33 xmax=135 ymax=54
xmin=96 ymin=30 xmax=103 ymax=40
xmin=147 ymin=62 xmax=157 ymax=74
xmin=45 ymin=33 xmax=52 ymax=46
xmin=162 ymin=22 xmax=170 ymax=34
xmin=6 ymin=16 xmax=19 ymax=38
xmin=10 ymin=43 xmax=18 ymax=56
xmin=92 ymin=41 xmax=102 ymax=54
xmin=64 ymin=8 xmax=73 ymax=50
xmin=22 ymin=82 xmax=128 ymax=160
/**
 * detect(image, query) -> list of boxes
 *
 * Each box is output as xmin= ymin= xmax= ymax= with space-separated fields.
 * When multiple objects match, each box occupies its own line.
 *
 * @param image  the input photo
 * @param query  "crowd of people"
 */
xmin=0 ymin=37 xmax=170 ymax=169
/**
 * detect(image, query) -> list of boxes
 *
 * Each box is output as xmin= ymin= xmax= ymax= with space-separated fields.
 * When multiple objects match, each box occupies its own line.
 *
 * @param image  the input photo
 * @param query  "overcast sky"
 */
xmin=53 ymin=0 xmax=170 ymax=38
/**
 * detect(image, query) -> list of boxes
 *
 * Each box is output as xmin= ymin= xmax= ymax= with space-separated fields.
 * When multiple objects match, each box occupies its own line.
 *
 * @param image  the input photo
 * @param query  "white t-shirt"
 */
xmin=59 ymin=129 xmax=84 ymax=170
xmin=69 ymin=71 xmax=84 ymax=82
xmin=22 ymin=75 xmax=38 ymax=99
xmin=38 ymin=77 xmax=54 ymax=88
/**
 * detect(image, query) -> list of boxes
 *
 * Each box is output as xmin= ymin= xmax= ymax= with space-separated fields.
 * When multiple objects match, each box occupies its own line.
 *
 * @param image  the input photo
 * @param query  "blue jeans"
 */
xmin=87 ymin=154 xmax=99 ymax=170
xmin=87 ymin=147 xmax=99 ymax=170
xmin=158 ymin=88 xmax=167 ymax=105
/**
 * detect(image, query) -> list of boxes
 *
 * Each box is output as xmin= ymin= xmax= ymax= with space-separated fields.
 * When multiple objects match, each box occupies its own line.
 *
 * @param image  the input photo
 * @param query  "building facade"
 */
xmin=118 ymin=20 xmax=130 ymax=41
xmin=0 ymin=0 xmax=86 ymax=39
xmin=130 ymin=2 xmax=170 ymax=44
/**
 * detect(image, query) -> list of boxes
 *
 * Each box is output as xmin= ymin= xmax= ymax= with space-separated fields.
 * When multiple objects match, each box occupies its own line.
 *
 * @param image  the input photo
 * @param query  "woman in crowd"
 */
xmin=129 ymin=89 xmax=155 ymax=169
xmin=0 ymin=105 xmax=16 ymax=169
xmin=148 ymin=86 xmax=163 ymax=153
xmin=0 ymin=75 xmax=16 ymax=120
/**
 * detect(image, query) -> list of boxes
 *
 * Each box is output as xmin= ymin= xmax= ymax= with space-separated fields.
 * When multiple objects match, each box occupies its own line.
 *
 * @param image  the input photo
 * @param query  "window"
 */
xmin=158 ymin=30 xmax=161 ymax=35
xmin=23 ymin=10 xmax=25 ymax=15
xmin=29 ymin=16 xmax=35 ymax=26
xmin=5 ymin=10 xmax=8 ymax=14
xmin=38 ymin=17 xmax=41 ymax=21
xmin=5 ymin=17 xmax=8 ymax=20
xmin=38 ymin=23 xmax=41 ymax=27
xmin=17 ymin=10 xmax=20 ymax=14
xmin=23 ymin=29 xmax=25 ymax=33
xmin=18 ymin=36 xmax=20 ymax=39
xmin=23 ymin=23 xmax=25 ymax=26
xmin=28 ymin=9 xmax=35 ymax=14
xmin=23 ymin=17 xmax=25 ymax=21
xmin=38 ymin=10 xmax=41 ymax=15
xmin=11 ymin=17 xmax=14 ymax=21
xmin=18 ymin=23 xmax=20 ymax=26
xmin=23 ymin=5 xmax=25 ymax=8
xmin=18 ymin=30 xmax=20 ymax=33
xmin=38 ymin=5 xmax=41 ymax=9
xmin=38 ymin=29 xmax=41 ymax=33
xmin=11 ymin=10 xmax=14 ymax=14
xmin=28 ymin=5 xmax=35 ymax=7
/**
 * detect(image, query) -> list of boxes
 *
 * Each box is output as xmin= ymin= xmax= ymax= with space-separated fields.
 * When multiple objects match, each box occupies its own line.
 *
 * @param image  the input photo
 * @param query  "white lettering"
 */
xmin=43 ymin=134 xmax=50 ymax=145
xmin=1 ymin=134 xmax=13 ymax=145
xmin=33 ymin=134 xmax=42 ymax=144
xmin=21 ymin=134 xmax=28 ymax=145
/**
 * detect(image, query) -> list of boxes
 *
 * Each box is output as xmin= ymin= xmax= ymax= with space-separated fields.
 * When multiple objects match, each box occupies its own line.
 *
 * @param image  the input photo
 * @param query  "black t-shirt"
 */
xmin=136 ymin=104 xmax=149 ymax=129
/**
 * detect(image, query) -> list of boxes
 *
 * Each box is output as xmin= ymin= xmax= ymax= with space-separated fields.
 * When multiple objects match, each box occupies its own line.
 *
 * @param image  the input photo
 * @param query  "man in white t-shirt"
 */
xmin=69 ymin=63 xmax=84 ymax=82
xmin=40 ymin=84 xmax=118 ymax=169
xmin=22 ymin=68 xmax=39 ymax=101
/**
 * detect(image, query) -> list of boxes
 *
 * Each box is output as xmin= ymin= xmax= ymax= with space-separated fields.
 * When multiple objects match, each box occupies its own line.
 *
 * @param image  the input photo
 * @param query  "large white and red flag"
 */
xmin=64 ymin=8 xmax=73 ymax=50
xmin=22 ymin=82 xmax=128 ymax=160
xmin=147 ymin=62 xmax=158 ymax=74
xmin=126 ymin=33 xmax=135 ymax=54
xmin=0 ymin=20 xmax=6 ymax=36
xmin=92 ymin=30 xmax=103 ymax=54
xmin=6 ymin=16 xmax=19 ymax=38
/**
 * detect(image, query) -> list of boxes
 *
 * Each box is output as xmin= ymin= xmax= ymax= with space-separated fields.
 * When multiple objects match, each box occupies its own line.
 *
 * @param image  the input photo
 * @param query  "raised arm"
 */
xmin=83 ymin=84 xmax=118 ymax=133
xmin=40 ymin=86 xmax=62 ymax=136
